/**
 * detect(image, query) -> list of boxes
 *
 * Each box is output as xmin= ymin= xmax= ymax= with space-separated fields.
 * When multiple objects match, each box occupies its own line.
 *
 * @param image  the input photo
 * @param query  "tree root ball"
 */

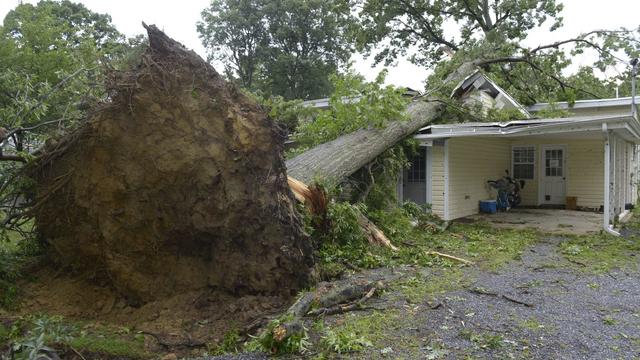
xmin=31 ymin=24 xmax=314 ymax=305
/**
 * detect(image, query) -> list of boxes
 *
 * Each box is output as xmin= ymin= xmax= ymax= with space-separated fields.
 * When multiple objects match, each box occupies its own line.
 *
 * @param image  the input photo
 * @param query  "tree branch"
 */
xmin=13 ymin=67 xmax=93 ymax=127
xmin=474 ymin=57 xmax=602 ymax=99
xmin=0 ymin=154 xmax=27 ymax=163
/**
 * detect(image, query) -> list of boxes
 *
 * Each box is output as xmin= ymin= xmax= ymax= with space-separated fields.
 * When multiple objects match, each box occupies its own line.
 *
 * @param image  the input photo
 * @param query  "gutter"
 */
xmin=602 ymin=123 xmax=621 ymax=236
xmin=416 ymin=114 xmax=633 ymax=140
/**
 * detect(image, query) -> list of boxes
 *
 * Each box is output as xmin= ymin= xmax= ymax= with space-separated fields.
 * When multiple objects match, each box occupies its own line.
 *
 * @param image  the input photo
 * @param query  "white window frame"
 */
xmin=511 ymin=145 xmax=536 ymax=180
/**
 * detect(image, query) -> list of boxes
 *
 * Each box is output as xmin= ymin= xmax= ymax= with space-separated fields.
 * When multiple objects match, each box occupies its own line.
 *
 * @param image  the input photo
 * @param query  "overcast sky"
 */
xmin=1 ymin=0 xmax=639 ymax=91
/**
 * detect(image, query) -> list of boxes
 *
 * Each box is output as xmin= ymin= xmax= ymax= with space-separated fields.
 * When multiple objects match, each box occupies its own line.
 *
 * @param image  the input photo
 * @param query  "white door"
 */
xmin=540 ymin=145 xmax=566 ymax=205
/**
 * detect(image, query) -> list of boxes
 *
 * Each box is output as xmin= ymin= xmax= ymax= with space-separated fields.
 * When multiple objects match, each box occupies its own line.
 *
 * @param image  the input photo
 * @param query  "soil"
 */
xmin=4 ymin=24 xmax=317 ymax=357
xmin=5 ymin=264 xmax=290 ymax=357
xmin=29 ymin=24 xmax=312 ymax=306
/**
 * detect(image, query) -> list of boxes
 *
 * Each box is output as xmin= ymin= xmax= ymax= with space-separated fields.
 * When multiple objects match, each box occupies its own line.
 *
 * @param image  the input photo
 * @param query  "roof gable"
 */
xmin=451 ymin=70 xmax=532 ymax=118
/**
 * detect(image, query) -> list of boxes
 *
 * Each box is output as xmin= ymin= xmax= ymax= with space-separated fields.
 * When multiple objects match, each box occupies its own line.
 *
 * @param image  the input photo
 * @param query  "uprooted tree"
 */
xmin=23 ymin=24 xmax=313 ymax=305
xmin=1 ymin=0 xmax=639 ymax=311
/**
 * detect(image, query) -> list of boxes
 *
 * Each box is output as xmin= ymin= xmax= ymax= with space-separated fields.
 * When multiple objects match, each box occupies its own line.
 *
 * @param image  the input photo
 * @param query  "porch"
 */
xmin=400 ymin=113 xmax=640 ymax=234
xmin=464 ymin=208 xmax=603 ymax=235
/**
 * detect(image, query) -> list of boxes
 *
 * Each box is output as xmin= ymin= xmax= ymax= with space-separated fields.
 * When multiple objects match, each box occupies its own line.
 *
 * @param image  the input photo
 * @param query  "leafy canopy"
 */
xmin=291 ymin=70 xmax=409 ymax=153
xmin=352 ymin=0 xmax=563 ymax=68
xmin=198 ymin=0 xmax=353 ymax=100
xmin=0 ymin=0 xmax=139 ymax=237
xmin=350 ymin=0 xmax=640 ymax=104
xmin=0 ymin=0 xmax=139 ymax=133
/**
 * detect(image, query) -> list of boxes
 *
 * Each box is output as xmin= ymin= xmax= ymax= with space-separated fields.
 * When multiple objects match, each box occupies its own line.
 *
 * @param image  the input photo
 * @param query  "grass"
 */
xmin=319 ymin=218 xmax=541 ymax=279
xmin=519 ymin=317 xmax=546 ymax=331
xmin=67 ymin=334 xmax=148 ymax=358
xmin=391 ymin=268 xmax=469 ymax=304
xmin=1 ymin=315 xmax=150 ymax=359
xmin=318 ymin=309 xmax=422 ymax=357
xmin=459 ymin=329 xmax=504 ymax=350
xmin=559 ymin=234 xmax=640 ymax=273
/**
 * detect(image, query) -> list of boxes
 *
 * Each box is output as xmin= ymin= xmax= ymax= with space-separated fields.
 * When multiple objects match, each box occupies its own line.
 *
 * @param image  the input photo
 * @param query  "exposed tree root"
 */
xmin=255 ymin=278 xmax=386 ymax=348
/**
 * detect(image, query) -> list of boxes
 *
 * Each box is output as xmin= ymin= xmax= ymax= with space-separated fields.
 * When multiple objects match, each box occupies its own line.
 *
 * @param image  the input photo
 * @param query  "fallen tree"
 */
xmin=286 ymin=100 xmax=443 ymax=184
xmin=285 ymin=62 xmax=476 ymax=185
xmin=28 ymin=24 xmax=314 ymax=305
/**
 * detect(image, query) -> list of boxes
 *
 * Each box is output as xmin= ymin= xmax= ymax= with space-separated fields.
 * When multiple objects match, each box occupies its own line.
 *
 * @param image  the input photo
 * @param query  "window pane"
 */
xmin=408 ymin=147 xmax=426 ymax=182
xmin=512 ymin=146 xmax=535 ymax=179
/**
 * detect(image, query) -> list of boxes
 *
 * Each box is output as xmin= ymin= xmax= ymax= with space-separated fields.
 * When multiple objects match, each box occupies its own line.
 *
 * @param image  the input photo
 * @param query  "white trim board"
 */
xmin=426 ymin=146 xmax=433 ymax=205
xmin=443 ymin=139 xmax=450 ymax=220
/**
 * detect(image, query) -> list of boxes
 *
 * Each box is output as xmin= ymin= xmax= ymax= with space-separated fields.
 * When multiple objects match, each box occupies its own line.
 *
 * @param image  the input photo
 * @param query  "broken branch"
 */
xmin=469 ymin=287 xmax=534 ymax=307
xmin=426 ymin=251 xmax=474 ymax=265
xmin=306 ymin=287 xmax=377 ymax=317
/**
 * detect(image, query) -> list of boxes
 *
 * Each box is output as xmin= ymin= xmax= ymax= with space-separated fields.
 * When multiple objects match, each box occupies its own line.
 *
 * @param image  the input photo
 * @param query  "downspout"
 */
xmin=603 ymin=123 xmax=621 ymax=236
xmin=631 ymin=58 xmax=638 ymax=119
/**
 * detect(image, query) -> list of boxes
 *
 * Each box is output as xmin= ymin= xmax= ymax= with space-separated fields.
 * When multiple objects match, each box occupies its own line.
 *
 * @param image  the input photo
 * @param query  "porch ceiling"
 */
xmin=464 ymin=209 xmax=602 ymax=235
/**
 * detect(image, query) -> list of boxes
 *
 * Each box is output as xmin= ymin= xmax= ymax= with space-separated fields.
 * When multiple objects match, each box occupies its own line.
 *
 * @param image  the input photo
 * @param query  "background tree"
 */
xmin=197 ymin=0 xmax=267 ymax=89
xmin=0 ymin=0 xmax=138 ymax=237
xmin=198 ymin=0 xmax=353 ymax=99
xmin=350 ymin=0 xmax=639 ymax=105
xmin=0 ymin=0 xmax=137 ymax=140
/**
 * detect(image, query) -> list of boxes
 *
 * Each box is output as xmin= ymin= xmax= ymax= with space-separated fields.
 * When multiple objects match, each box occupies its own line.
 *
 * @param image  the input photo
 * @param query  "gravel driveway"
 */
xmin=411 ymin=236 xmax=640 ymax=359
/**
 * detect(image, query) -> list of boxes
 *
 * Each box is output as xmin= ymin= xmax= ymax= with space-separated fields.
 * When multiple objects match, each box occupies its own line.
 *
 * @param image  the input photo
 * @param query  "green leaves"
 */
xmin=198 ymin=0 xmax=353 ymax=99
xmin=352 ymin=0 xmax=564 ymax=68
xmin=293 ymin=70 xmax=408 ymax=149
xmin=0 ymin=0 xmax=136 ymax=133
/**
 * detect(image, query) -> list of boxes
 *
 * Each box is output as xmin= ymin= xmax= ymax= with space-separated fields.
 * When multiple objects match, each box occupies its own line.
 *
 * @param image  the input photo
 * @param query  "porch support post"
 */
xmin=603 ymin=123 xmax=621 ymax=236
xmin=443 ymin=139 xmax=450 ymax=220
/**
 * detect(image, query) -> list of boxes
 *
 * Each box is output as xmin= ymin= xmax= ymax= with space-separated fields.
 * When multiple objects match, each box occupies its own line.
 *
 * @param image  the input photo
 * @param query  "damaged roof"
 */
xmin=451 ymin=70 xmax=532 ymax=118
xmin=416 ymin=113 xmax=640 ymax=143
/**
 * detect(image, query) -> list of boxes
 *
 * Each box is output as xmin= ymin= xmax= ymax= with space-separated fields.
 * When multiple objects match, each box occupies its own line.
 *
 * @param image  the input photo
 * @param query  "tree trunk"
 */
xmin=286 ymin=100 xmax=445 ymax=184
xmin=285 ymin=62 xmax=479 ymax=185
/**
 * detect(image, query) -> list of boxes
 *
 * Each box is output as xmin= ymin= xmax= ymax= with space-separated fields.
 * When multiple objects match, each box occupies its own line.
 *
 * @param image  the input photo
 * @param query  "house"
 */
xmin=302 ymin=71 xmax=640 ymax=234
xmin=399 ymin=71 xmax=640 ymax=235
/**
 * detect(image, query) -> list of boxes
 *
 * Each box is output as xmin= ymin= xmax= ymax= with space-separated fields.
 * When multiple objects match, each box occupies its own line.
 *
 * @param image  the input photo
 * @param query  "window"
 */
xmin=407 ymin=147 xmax=426 ymax=182
xmin=512 ymin=146 xmax=535 ymax=180
xmin=545 ymin=149 xmax=563 ymax=177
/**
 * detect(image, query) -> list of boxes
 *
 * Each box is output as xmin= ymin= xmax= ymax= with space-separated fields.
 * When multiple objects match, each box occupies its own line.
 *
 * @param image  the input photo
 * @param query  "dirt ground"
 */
xmin=212 ymin=232 xmax=640 ymax=359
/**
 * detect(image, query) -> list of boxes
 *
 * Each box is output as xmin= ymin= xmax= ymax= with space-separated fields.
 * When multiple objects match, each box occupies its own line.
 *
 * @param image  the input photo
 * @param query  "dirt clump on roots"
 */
xmin=13 ymin=24 xmax=314 ymax=347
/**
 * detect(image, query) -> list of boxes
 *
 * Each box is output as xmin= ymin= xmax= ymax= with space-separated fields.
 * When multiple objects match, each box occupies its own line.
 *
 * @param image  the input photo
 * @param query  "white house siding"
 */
xmin=430 ymin=143 xmax=446 ymax=218
xmin=509 ymin=138 xmax=605 ymax=209
xmin=567 ymin=139 xmax=605 ymax=209
xmin=425 ymin=135 xmax=636 ymax=221
xmin=446 ymin=137 xmax=511 ymax=220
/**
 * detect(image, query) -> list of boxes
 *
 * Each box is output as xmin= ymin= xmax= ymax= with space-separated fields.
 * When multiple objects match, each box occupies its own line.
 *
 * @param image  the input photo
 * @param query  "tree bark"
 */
xmin=285 ymin=61 xmax=478 ymax=185
xmin=286 ymin=100 xmax=445 ymax=184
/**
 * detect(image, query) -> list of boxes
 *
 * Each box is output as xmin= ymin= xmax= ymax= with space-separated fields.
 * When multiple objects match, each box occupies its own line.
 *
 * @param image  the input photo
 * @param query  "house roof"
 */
xmin=451 ymin=70 xmax=532 ymax=118
xmin=302 ymin=87 xmax=422 ymax=110
xmin=416 ymin=113 xmax=640 ymax=143
xmin=528 ymin=96 xmax=640 ymax=112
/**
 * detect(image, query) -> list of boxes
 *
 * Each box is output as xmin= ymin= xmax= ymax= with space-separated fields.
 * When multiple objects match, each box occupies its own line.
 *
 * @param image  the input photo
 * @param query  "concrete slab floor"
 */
xmin=464 ymin=208 xmax=603 ymax=235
